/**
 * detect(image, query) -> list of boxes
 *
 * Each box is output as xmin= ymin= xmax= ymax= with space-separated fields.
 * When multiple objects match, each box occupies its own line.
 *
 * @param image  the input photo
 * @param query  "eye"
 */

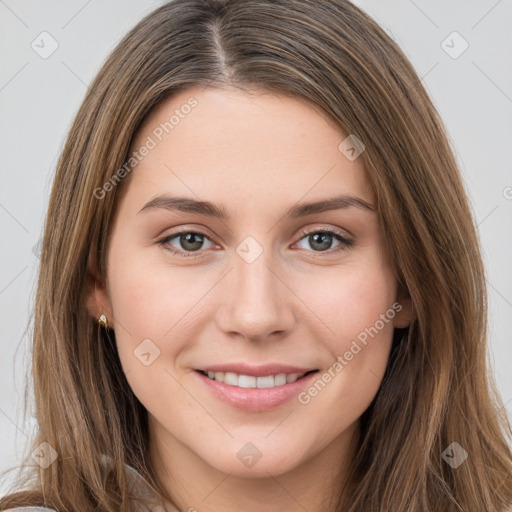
xmin=158 ymin=226 xmax=354 ymax=259
xmin=158 ymin=230 xmax=216 ymax=258
xmin=294 ymin=228 xmax=353 ymax=254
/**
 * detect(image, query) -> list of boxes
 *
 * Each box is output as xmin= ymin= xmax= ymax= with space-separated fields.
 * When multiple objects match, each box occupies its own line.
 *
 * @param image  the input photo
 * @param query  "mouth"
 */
xmin=195 ymin=369 xmax=319 ymax=389
xmin=194 ymin=367 xmax=320 ymax=411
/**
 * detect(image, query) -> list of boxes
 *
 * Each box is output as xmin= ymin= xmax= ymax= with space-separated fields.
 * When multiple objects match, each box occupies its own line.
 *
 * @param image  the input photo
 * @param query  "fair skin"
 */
xmin=87 ymin=86 xmax=412 ymax=512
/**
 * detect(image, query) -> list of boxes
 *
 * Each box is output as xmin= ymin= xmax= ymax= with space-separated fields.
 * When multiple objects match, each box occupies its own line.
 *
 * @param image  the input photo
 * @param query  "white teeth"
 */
xmin=224 ymin=372 xmax=238 ymax=386
xmin=274 ymin=374 xmax=287 ymax=386
xmin=203 ymin=370 xmax=309 ymax=388
xmin=256 ymin=375 xmax=274 ymax=388
xmin=238 ymin=375 xmax=257 ymax=388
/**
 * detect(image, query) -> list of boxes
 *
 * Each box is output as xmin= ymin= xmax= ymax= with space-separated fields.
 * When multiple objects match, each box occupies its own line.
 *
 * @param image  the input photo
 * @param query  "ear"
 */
xmin=84 ymin=245 xmax=115 ymax=329
xmin=393 ymin=290 xmax=414 ymax=329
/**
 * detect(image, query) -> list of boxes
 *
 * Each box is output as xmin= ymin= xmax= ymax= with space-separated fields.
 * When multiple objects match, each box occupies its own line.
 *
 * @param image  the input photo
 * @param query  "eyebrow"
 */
xmin=137 ymin=193 xmax=375 ymax=219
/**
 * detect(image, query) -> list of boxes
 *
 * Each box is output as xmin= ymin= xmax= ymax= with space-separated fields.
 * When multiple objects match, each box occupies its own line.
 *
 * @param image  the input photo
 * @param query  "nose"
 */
xmin=215 ymin=251 xmax=296 ymax=342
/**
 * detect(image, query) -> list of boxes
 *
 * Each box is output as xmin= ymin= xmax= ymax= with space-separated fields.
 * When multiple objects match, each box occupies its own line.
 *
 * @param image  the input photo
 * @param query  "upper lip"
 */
xmin=196 ymin=363 xmax=318 ymax=377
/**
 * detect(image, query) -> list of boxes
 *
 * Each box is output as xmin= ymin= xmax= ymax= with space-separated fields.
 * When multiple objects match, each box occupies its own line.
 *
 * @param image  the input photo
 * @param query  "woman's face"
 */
xmin=88 ymin=86 xmax=411 ymax=478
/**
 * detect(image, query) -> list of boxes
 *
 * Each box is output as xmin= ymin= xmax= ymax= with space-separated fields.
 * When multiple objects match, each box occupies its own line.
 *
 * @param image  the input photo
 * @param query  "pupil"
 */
xmin=182 ymin=233 xmax=203 ymax=251
xmin=311 ymin=233 xmax=331 ymax=251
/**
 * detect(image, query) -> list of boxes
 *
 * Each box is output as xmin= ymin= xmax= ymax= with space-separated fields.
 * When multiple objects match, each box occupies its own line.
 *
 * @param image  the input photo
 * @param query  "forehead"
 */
xmin=124 ymin=86 xmax=374 ymax=209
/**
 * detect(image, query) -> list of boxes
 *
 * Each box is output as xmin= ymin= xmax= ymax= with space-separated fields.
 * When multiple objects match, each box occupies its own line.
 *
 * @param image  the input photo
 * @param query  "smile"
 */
xmin=197 ymin=369 xmax=318 ymax=388
xmin=194 ymin=366 xmax=320 ymax=411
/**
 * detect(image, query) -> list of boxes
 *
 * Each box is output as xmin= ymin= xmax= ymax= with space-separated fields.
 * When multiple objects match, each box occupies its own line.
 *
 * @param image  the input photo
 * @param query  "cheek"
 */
xmin=105 ymin=242 xmax=176 ymax=372
xmin=106 ymin=241 xmax=216 ymax=387
xmin=293 ymin=256 xmax=398 ymax=388
xmin=107 ymin=241 xmax=190 ymax=335
xmin=296 ymin=258 xmax=397 ymax=341
xmin=105 ymin=253 xmax=190 ymax=408
xmin=293 ymin=257 xmax=398 ymax=421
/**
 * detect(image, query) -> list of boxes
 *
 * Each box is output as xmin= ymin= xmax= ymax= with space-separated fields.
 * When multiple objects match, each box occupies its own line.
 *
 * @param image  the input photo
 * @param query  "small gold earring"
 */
xmin=98 ymin=314 xmax=108 ymax=329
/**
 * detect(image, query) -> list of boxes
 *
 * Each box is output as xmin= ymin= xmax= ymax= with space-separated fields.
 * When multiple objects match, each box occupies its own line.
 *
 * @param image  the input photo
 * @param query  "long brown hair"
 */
xmin=1 ymin=1 xmax=511 ymax=511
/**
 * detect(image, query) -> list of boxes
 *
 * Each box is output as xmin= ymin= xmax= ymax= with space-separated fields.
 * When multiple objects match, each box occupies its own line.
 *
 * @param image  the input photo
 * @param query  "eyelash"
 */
xmin=157 ymin=227 xmax=354 ymax=259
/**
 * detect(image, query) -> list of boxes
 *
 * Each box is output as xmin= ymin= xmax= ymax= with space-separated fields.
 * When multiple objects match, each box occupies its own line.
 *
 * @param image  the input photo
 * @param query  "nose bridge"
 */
xmin=237 ymin=250 xmax=276 ymax=303
xmin=217 ymin=244 xmax=295 ymax=340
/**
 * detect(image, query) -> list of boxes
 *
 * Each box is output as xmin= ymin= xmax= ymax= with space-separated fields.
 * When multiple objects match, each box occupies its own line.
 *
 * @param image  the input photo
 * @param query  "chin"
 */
xmin=209 ymin=455 xmax=300 ymax=478
xmin=197 ymin=436 xmax=306 ymax=477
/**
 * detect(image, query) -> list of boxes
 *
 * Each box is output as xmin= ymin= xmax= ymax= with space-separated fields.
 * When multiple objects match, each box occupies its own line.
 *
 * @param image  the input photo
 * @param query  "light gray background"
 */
xmin=1 ymin=0 xmax=511 ymax=491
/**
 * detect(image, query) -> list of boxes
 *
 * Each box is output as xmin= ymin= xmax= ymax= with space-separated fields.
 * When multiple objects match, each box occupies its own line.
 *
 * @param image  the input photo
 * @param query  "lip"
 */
xmin=194 ymin=368 xmax=319 ymax=412
xmin=197 ymin=363 xmax=316 ymax=377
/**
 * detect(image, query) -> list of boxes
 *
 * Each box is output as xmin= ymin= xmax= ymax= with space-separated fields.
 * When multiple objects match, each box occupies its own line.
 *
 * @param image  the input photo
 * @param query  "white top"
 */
xmin=4 ymin=509 xmax=57 ymax=512
xmin=4 ymin=455 xmax=180 ymax=512
xmin=4 ymin=509 xmax=58 ymax=512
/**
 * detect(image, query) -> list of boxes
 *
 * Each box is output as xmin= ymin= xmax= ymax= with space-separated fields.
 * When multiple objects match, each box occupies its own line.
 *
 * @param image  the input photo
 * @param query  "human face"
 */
xmin=89 ymin=85 xmax=410 ymax=479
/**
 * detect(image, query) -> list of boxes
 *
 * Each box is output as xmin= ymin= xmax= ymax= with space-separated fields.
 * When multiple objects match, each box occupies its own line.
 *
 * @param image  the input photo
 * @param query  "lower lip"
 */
xmin=194 ymin=370 xmax=318 ymax=411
